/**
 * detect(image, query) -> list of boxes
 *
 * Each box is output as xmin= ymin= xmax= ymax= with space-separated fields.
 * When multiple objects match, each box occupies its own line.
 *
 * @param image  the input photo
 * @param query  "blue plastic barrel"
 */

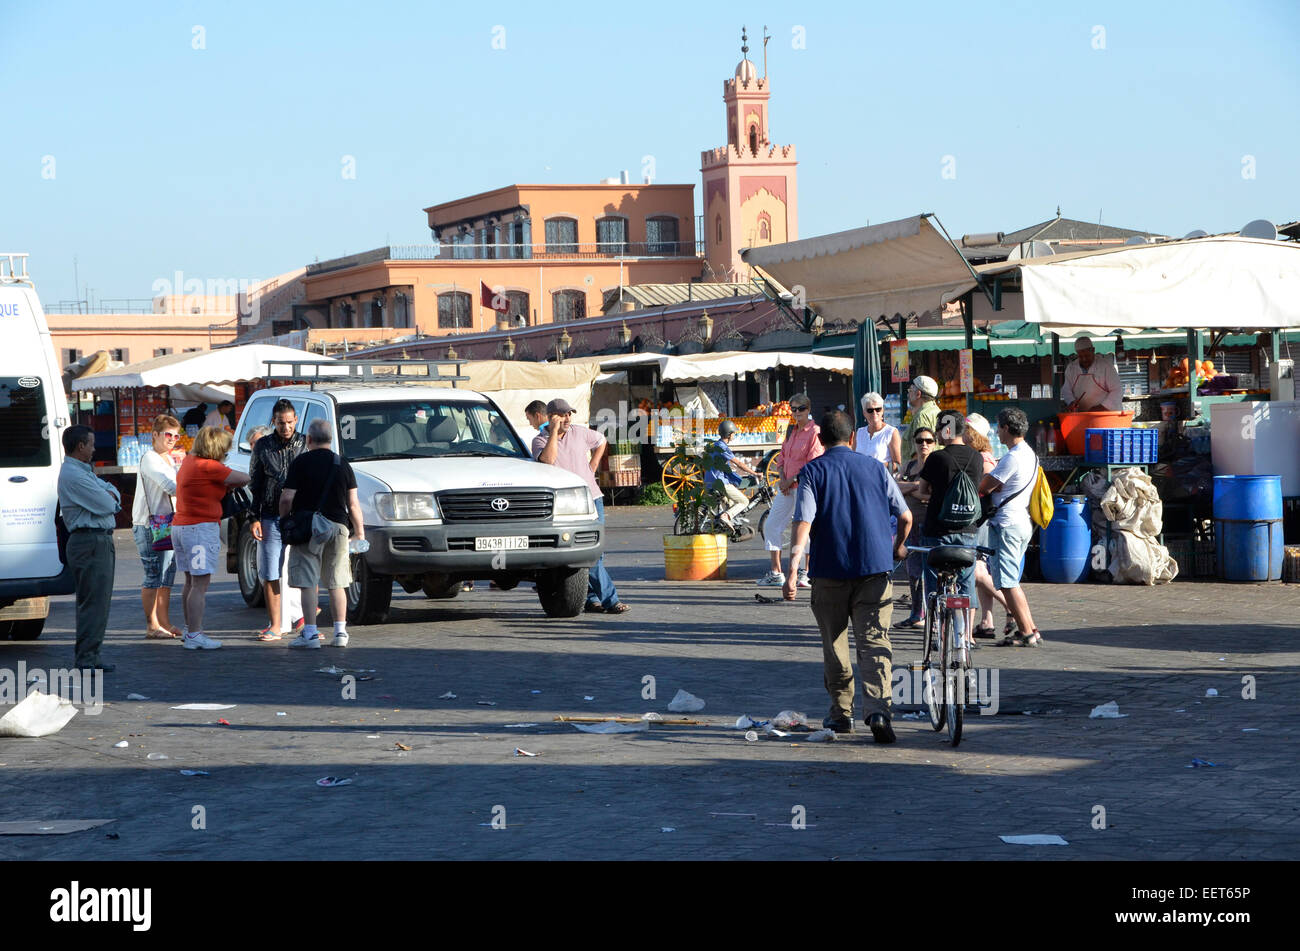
xmin=1040 ymin=495 xmax=1091 ymax=583
xmin=1214 ymin=475 xmax=1284 ymax=581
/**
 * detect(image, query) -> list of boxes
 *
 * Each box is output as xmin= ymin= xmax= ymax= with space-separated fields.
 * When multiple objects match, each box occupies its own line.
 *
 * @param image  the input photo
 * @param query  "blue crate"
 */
xmin=1084 ymin=427 xmax=1157 ymax=464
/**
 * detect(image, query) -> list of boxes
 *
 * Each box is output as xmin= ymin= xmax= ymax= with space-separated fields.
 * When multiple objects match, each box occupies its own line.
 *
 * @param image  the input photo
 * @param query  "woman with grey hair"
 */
xmin=853 ymin=392 xmax=901 ymax=474
xmin=247 ymin=424 xmax=274 ymax=448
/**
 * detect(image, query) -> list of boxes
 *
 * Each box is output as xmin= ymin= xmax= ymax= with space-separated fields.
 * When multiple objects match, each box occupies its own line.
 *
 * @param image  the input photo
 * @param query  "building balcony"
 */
xmin=389 ymin=241 xmax=705 ymax=262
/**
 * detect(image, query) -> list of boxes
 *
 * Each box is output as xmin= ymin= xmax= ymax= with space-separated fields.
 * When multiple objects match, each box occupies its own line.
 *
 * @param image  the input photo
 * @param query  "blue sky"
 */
xmin=4 ymin=0 xmax=1297 ymax=308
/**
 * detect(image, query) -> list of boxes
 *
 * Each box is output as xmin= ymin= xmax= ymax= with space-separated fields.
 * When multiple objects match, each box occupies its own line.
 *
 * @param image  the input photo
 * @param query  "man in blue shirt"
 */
xmin=784 ymin=411 xmax=911 ymax=742
xmin=701 ymin=420 xmax=761 ymax=532
xmin=56 ymin=425 xmax=122 ymax=671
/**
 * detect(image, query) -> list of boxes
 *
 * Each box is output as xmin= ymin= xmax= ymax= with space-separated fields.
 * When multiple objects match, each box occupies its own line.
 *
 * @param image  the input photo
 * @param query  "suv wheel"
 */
xmin=347 ymin=554 xmax=392 ymax=625
xmin=536 ymin=566 xmax=589 ymax=618
xmin=0 ymin=617 xmax=45 ymax=640
xmin=237 ymin=520 xmax=265 ymax=608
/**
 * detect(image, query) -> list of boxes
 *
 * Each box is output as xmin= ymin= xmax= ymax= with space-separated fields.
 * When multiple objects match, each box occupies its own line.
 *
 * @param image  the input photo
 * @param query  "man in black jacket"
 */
xmin=248 ymin=398 xmax=306 ymax=639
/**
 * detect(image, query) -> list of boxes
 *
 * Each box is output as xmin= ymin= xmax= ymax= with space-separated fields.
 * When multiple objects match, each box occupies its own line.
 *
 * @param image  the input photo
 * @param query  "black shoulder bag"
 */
xmin=279 ymin=457 xmax=341 ymax=546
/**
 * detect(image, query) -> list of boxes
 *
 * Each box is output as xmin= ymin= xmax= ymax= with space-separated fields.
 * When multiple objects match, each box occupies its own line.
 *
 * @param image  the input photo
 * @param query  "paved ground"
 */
xmin=2 ymin=504 xmax=1298 ymax=861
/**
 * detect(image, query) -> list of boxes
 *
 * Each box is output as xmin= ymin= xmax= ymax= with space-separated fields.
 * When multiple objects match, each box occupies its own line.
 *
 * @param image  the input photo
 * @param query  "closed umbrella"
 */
xmin=852 ymin=319 xmax=881 ymax=427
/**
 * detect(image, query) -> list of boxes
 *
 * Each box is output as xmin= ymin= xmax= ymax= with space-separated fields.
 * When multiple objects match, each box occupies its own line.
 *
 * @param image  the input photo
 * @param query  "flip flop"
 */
xmin=145 ymin=628 xmax=174 ymax=640
xmin=604 ymin=602 xmax=630 ymax=614
xmin=257 ymin=630 xmax=286 ymax=642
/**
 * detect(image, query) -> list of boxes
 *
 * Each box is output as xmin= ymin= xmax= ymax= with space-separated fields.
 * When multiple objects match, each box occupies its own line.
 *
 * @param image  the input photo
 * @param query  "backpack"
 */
xmin=1028 ymin=466 xmax=1054 ymax=529
xmin=936 ymin=456 xmax=982 ymax=532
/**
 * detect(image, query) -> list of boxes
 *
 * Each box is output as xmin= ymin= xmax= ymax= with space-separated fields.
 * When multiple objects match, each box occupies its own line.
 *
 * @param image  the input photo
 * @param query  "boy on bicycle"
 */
xmin=702 ymin=420 xmax=762 ymax=533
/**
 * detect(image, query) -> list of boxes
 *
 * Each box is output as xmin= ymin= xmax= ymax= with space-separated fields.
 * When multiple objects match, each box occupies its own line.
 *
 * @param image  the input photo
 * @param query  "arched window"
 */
xmin=646 ymin=216 xmax=679 ymax=254
xmin=505 ymin=291 xmax=529 ymax=324
xmin=749 ymin=126 xmax=758 ymax=154
xmin=552 ymin=290 xmax=586 ymax=322
xmin=437 ymin=292 xmax=472 ymax=329
xmin=758 ymin=213 xmax=771 ymax=241
xmin=544 ymin=217 xmax=578 ymax=255
xmin=715 ymin=215 xmax=723 ymax=244
xmin=596 ymin=216 xmax=628 ymax=254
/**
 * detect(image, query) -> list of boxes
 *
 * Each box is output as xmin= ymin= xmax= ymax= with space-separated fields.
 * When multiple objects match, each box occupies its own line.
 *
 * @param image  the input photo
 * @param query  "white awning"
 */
xmin=73 ymin=344 xmax=335 ymax=391
xmin=740 ymin=215 xmax=979 ymax=321
xmin=595 ymin=350 xmax=853 ymax=382
xmin=1011 ymin=236 xmax=1300 ymax=334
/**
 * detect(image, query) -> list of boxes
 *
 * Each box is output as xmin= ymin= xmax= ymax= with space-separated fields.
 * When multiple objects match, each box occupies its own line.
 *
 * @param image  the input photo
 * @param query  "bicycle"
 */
xmin=906 ymin=543 xmax=995 ymax=747
xmin=672 ymin=476 xmax=773 ymax=541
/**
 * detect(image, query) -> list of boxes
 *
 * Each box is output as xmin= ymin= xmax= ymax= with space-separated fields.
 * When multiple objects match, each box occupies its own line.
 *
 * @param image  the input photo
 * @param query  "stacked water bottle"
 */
xmin=116 ymin=435 xmax=153 ymax=468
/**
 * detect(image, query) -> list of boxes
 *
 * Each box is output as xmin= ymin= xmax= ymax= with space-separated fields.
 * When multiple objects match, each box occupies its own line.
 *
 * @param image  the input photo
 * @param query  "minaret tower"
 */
xmin=701 ymin=26 xmax=799 ymax=280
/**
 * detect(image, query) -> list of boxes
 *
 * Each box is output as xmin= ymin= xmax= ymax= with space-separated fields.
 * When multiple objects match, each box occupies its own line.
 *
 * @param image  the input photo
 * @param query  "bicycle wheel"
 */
xmin=945 ymin=606 xmax=964 ymax=747
xmin=922 ymin=594 xmax=945 ymax=731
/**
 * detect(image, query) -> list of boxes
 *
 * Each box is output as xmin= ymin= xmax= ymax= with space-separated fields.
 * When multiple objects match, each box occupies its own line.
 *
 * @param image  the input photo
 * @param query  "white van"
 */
xmin=0 ymin=254 xmax=75 ymax=639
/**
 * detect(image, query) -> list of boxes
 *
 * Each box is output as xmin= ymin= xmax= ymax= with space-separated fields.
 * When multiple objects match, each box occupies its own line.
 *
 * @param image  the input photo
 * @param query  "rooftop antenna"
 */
xmin=762 ymin=25 xmax=770 ymax=78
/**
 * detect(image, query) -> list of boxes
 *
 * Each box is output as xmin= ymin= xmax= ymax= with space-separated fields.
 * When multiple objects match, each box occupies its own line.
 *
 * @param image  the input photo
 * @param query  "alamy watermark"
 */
xmin=150 ymin=270 xmax=265 ymax=327
xmin=0 ymin=663 xmax=103 ymax=715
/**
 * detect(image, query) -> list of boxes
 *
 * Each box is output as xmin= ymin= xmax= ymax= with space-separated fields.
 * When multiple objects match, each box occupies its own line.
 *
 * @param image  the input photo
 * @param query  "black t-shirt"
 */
xmin=283 ymin=449 xmax=357 ymax=527
xmin=919 ymin=443 xmax=983 ymax=537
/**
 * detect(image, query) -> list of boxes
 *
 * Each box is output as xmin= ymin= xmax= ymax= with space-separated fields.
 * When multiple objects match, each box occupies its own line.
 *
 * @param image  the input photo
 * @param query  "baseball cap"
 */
xmin=546 ymin=398 xmax=575 ymax=415
xmin=911 ymin=376 xmax=939 ymax=399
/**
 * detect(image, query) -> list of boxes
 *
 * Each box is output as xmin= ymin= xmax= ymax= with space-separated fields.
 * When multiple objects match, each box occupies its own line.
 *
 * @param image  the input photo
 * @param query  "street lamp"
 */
xmin=502 ymin=336 xmax=516 ymax=359
xmin=618 ymin=322 xmax=632 ymax=348
xmin=697 ymin=310 xmax=713 ymax=342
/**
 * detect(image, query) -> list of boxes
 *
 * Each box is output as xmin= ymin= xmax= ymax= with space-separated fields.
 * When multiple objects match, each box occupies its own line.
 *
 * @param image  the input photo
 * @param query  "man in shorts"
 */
xmin=980 ymin=407 xmax=1042 ymax=646
xmin=279 ymin=419 xmax=365 ymax=648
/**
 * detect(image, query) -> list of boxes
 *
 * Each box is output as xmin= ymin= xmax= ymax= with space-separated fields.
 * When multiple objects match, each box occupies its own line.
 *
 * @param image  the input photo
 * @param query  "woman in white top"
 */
xmin=853 ymin=392 xmax=901 ymax=474
xmin=131 ymin=414 xmax=183 ymax=639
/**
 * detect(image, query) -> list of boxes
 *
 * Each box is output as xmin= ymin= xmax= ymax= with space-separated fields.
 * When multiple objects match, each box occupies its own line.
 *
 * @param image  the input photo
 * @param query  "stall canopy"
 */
xmin=740 ymin=214 xmax=979 ymax=321
xmin=421 ymin=360 xmax=602 ymax=423
xmin=594 ymin=350 xmax=853 ymax=383
xmin=987 ymin=236 xmax=1300 ymax=335
xmin=73 ymin=344 xmax=338 ymax=401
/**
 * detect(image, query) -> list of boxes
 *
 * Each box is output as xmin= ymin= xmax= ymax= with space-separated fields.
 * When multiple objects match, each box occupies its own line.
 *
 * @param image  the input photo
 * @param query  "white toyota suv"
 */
xmin=225 ymin=380 xmax=603 ymax=623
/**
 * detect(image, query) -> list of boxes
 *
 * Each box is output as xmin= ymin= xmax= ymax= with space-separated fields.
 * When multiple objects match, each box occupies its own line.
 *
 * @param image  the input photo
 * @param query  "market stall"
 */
xmin=587 ymin=350 xmax=854 ymax=499
xmin=71 ymin=343 xmax=336 ymax=477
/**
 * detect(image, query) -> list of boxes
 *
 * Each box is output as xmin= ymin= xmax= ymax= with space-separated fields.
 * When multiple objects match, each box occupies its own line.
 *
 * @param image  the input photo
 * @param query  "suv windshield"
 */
xmin=339 ymin=400 xmax=528 ymax=462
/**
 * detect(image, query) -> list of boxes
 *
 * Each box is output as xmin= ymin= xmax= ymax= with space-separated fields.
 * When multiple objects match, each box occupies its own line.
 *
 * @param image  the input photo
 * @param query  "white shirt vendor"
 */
xmin=1061 ymin=337 xmax=1123 ymax=412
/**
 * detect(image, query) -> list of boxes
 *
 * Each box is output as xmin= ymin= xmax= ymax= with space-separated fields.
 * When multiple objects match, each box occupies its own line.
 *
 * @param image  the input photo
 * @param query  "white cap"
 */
xmin=965 ymin=413 xmax=991 ymax=439
xmin=911 ymin=376 xmax=939 ymax=399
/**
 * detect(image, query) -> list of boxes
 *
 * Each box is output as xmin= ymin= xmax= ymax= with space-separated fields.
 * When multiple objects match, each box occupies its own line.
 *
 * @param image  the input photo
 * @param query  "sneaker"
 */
xmin=796 ymin=570 xmax=811 ymax=589
xmin=329 ymin=632 xmax=350 ymax=648
xmin=755 ymin=570 xmax=786 ymax=587
xmin=182 ymin=632 xmax=222 ymax=651
xmin=288 ymin=632 xmax=322 ymax=649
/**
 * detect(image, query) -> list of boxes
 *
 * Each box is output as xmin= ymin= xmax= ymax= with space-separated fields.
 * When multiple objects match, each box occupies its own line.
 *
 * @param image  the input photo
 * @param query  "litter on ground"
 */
xmin=316 ymin=777 xmax=352 ymax=787
xmin=179 ymin=769 xmax=208 ymax=776
xmin=666 ymin=689 xmax=705 ymax=712
xmin=1000 ymin=834 xmax=1068 ymax=846
xmin=438 ymin=692 xmax=457 ymax=699
xmin=1089 ymin=701 xmax=1129 ymax=719
xmin=571 ymin=720 xmax=648 ymax=734
xmin=1206 ymin=688 xmax=1219 ymax=697
xmin=505 ymin=723 xmax=539 ymax=729
xmin=805 ymin=729 xmax=836 ymax=742
xmin=0 ymin=820 xmax=115 ymax=835
xmin=170 ymin=703 xmax=235 ymax=711
xmin=113 ymin=741 xmax=128 ymax=748
xmin=513 ymin=748 xmax=538 ymax=757
xmin=126 ymin=693 xmax=149 ymax=701
xmin=0 ymin=692 xmax=79 ymax=738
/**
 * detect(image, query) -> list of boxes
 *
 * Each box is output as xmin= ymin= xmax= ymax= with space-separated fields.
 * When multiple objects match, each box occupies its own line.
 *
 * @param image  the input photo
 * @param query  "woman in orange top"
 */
xmin=171 ymin=427 xmax=250 ymax=650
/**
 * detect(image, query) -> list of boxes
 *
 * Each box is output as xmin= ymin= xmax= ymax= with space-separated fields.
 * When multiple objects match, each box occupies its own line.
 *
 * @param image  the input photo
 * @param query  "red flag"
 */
xmin=480 ymin=281 xmax=509 ymax=314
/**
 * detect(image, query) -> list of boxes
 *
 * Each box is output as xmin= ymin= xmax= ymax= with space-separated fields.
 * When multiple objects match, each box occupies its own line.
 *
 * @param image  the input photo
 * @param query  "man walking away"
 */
xmin=57 ymin=425 xmax=121 ymax=671
xmin=534 ymin=398 xmax=628 ymax=614
xmin=249 ymin=398 xmax=307 ymax=640
xmin=784 ymin=411 xmax=911 ymax=742
xmin=759 ymin=393 xmax=822 ymax=589
xmin=280 ymin=419 xmax=365 ymax=648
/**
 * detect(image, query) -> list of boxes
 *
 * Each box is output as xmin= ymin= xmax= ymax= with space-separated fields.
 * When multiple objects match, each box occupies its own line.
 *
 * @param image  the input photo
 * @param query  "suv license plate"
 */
xmin=475 ymin=536 xmax=529 ymax=551
xmin=945 ymin=596 xmax=970 ymax=609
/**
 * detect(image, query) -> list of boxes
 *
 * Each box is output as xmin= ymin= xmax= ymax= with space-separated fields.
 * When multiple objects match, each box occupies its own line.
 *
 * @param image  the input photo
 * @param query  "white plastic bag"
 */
xmin=0 ymin=691 xmax=79 ymax=738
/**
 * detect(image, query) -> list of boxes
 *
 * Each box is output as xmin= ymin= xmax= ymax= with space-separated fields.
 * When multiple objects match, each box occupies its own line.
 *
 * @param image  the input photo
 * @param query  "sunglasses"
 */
xmin=865 ymin=407 xmax=883 ymax=414
xmin=160 ymin=432 xmax=180 ymax=441
xmin=915 ymin=438 xmax=935 ymax=444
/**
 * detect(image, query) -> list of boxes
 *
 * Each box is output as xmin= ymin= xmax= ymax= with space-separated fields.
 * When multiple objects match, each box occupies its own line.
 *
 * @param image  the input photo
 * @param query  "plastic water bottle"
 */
xmin=348 ymin=539 xmax=370 ymax=554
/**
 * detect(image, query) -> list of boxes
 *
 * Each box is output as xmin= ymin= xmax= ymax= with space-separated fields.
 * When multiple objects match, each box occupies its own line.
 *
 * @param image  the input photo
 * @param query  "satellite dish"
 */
xmin=1240 ymin=219 xmax=1279 ymax=240
xmin=1124 ymin=236 xmax=1148 ymax=246
xmin=1183 ymin=229 xmax=1209 ymax=239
